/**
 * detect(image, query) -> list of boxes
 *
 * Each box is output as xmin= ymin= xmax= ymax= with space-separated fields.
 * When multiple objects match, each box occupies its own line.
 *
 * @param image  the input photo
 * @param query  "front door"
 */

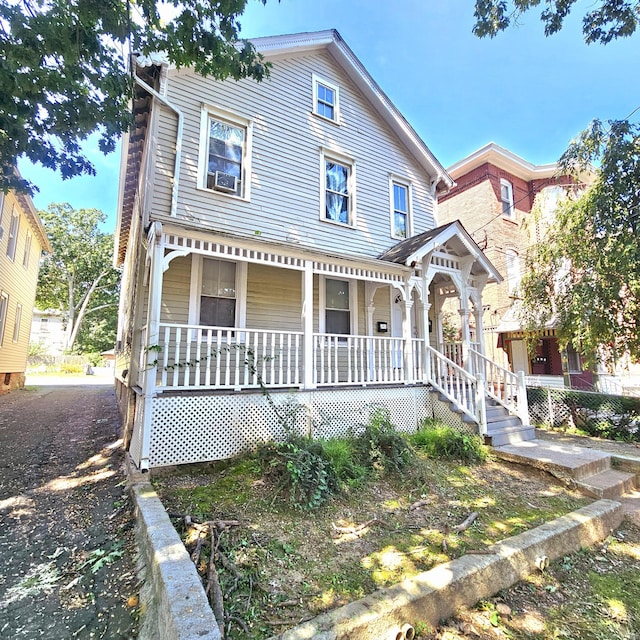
xmin=511 ymin=339 xmax=529 ymax=375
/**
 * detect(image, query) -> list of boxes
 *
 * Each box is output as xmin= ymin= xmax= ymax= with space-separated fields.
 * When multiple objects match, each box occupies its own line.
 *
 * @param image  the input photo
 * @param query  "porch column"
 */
xmin=474 ymin=306 xmax=486 ymax=356
xmin=302 ymin=260 xmax=315 ymax=389
xmin=140 ymin=222 xmax=165 ymax=470
xmin=419 ymin=300 xmax=431 ymax=382
xmin=459 ymin=307 xmax=472 ymax=373
xmin=402 ymin=298 xmax=414 ymax=384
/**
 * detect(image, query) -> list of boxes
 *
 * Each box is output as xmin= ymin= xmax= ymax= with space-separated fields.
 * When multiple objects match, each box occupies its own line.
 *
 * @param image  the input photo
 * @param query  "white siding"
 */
xmin=151 ymin=51 xmax=437 ymax=259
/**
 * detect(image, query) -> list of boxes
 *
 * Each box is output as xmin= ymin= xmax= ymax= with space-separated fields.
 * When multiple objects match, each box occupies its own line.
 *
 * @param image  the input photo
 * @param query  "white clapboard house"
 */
xmin=114 ymin=30 xmax=532 ymax=470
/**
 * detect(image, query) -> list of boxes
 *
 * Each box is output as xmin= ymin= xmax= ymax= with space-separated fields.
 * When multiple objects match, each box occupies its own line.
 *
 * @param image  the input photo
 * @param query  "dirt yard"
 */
xmin=0 ymin=383 xmax=139 ymax=639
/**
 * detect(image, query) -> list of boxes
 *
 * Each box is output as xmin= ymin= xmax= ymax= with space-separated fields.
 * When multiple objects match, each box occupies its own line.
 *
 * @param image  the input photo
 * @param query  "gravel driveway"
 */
xmin=0 ymin=381 xmax=139 ymax=638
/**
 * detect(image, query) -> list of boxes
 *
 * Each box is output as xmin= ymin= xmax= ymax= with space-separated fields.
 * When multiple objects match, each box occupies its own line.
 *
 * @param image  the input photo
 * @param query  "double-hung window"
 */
xmin=12 ymin=303 xmax=22 ymax=342
xmin=0 ymin=292 xmax=8 ymax=346
xmin=391 ymin=181 xmax=410 ymax=239
xmin=199 ymin=258 xmax=237 ymax=327
xmin=7 ymin=208 xmax=19 ymax=261
xmin=500 ymin=179 xmax=514 ymax=218
xmin=322 ymin=150 xmax=355 ymax=226
xmin=312 ymin=75 xmax=339 ymax=123
xmin=23 ymin=232 xmax=32 ymax=269
xmin=199 ymin=107 xmax=252 ymax=199
xmin=505 ymin=248 xmax=521 ymax=294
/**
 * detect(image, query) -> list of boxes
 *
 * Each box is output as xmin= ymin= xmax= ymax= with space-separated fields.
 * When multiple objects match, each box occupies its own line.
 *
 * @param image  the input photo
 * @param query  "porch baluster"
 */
xmin=333 ymin=336 xmax=339 ymax=384
xmin=184 ymin=329 xmax=192 ymax=388
xmin=161 ymin=325 xmax=170 ymax=388
xmin=194 ymin=327 xmax=202 ymax=388
xmin=204 ymin=329 xmax=212 ymax=386
xmin=173 ymin=327 xmax=182 ymax=387
xmin=271 ymin=332 xmax=276 ymax=385
xmin=215 ymin=329 xmax=222 ymax=386
xmin=347 ymin=336 xmax=353 ymax=384
xmin=224 ymin=330 xmax=231 ymax=387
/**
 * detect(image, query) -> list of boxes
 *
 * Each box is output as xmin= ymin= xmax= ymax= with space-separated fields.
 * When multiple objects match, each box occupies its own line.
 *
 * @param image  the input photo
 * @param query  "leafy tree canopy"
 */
xmin=1 ymin=0 xmax=269 ymax=193
xmin=36 ymin=203 xmax=121 ymax=353
xmin=520 ymin=120 xmax=640 ymax=365
xmin=473 ymin=0 xmax=640 ymax=44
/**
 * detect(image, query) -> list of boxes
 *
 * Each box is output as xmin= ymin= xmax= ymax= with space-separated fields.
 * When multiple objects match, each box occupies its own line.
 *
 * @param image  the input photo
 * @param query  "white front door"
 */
xmin=391 ymin=291 xmax=403 ymax=368
xmin=511 ymin=339 xmax=529 ymax=375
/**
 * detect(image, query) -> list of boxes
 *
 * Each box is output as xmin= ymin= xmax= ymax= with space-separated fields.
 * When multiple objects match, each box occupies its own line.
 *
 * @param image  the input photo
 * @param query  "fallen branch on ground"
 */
xmin=452 ymin=512 xmax=478 ymax=533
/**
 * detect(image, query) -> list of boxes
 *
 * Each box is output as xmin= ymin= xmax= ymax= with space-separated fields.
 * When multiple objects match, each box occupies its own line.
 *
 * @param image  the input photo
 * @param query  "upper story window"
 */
xmin=322 ymin=153 xmax=355 ymax=226
xmin=12 ymin=303 xmax=22 ymax=343
xmin=23 ymin=232 xmax=32 ymax=269
xmin=40 ymin=317 xmax=49 ymax=333
xmin=391 ymin=181 xmax=411 ymax=239
xmin=199 ymin=106 xmax=252 ymax=199
xmin=7 ymin=208 xmax=19 ymax=261
xmin=500 ymin=179 xmax=514 ymax=218
xmin=313 ymin=74 xmax=340 ymax=123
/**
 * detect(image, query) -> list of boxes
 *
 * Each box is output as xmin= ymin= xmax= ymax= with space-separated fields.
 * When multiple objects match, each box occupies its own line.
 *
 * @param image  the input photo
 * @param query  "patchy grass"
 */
xmin=152 ymin=448 xmax=593 ymax=639
xmin=435 ymin=521 xmax=640 ymax=639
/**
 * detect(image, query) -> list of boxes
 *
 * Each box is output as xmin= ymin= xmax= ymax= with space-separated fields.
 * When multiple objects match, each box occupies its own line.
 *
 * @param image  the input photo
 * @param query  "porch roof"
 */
xmin=378 ymin=220 xmax=503 ymax=282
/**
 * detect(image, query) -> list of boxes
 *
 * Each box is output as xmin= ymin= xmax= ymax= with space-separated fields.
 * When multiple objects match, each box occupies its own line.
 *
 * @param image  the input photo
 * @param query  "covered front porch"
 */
xmin=129 ymin=221 xmax=529 ymax=468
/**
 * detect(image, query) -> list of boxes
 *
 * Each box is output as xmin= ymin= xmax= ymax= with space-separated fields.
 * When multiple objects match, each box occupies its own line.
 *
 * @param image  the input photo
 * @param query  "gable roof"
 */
xmin=251 ymin=30 xmax=454 ymax=192
xmin=447 ymin=142 xmax=560 ymax=182
xmin=379 ymin=220 xmax=502 ymax=282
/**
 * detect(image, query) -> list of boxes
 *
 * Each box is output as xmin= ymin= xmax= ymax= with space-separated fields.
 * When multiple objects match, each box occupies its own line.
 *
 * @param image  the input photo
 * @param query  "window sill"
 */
xmin=312 ymin=111 xmax=340 ymax=126
xmin=501 ymin=215 xmax=519 ymax=225
xmin=196 ymin=185 xmax=250 ymax=203
xmin=321 ymin=217 xmax=356 ymax=230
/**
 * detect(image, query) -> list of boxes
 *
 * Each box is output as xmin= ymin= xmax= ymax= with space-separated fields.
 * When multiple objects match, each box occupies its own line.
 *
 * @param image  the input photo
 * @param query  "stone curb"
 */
xmin=125 ymin=455 xmax=221 ymax=640
xmin=272 ymin=499 xmax=623 ymax=640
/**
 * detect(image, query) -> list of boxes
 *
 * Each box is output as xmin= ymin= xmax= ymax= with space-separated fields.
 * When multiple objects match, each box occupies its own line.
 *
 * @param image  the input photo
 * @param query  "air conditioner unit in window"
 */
xmin=213 ymin=171 xmax=238 ymax=193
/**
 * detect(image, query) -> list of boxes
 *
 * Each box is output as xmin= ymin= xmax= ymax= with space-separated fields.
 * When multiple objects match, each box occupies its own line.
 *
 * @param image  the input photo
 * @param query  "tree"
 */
xmin=1 ymin=0 xmax=269 ymax=194
xmin=36 ymin=203 xmax=121 ymax=353
xmin=473 ymin=1 xmax=640 ymax=364
xmin=473 ymin=0 xmax=639 ymax=44
xmin=519 ymin=121 xmax=640 ymax=365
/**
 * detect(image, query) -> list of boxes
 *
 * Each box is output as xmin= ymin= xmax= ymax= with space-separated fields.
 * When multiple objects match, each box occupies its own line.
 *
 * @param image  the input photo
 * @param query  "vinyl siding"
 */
xmin=150 ymin=51 xmax=437 ymax=259
xmin=0 ymin=192 xmax=45 ymax=373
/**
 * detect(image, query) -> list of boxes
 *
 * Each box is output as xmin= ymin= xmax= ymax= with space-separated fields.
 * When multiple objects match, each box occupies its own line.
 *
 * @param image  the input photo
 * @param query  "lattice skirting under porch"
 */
xmin=127 ymin=385 xmax=479 ymax=468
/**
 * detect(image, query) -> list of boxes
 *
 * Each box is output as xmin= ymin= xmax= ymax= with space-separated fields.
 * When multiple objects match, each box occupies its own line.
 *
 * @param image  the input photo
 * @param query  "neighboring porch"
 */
xmin=129 ymin=221 xmax=531 ymax=468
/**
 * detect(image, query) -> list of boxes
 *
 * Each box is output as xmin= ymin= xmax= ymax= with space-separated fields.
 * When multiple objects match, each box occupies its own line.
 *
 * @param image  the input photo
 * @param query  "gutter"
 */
xmin=133 ymin=75 xmax=183 ymax=219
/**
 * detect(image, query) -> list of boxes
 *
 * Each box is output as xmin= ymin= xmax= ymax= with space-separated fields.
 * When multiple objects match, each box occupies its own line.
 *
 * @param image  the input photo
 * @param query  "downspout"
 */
xmin=133 ymin=76 xmax=183 ymax=218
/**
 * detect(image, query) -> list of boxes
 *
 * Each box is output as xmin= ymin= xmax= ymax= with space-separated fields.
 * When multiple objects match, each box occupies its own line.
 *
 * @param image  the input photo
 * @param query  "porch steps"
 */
xmin=493 ymin=439 xmax=638 ymax=500
xmin=484 ymin=401 xmax=535 ymax=447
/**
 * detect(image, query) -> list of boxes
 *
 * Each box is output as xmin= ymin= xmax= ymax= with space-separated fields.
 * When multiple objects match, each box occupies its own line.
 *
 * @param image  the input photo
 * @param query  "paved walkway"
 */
xmin=535 ymin=428 xmax=640 ymax=525
xmin=0 ymin=382 xmax=138 ymax=639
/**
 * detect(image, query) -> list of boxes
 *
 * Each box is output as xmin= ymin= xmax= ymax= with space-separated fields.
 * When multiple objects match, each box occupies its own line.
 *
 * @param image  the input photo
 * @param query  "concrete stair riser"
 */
xmin=577 ymin=470 xmax=638 ymax=500
xmin=485 ymin=427 xmax=536 ymax=447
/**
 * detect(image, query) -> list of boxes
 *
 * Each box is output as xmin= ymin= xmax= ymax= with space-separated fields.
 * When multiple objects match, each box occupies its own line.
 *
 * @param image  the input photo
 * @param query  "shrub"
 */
xmin=59 ymin=363 xmax=84 ymax=375
xmin=353 ymin=408 xmax=413 ymax=474
xmin=257 ymin=437 xmax=336 ymax=510
xmin=321 ymin=438 xmax=368 ymax=488
xmin=411 ymin=419 xmax=487 ymax=463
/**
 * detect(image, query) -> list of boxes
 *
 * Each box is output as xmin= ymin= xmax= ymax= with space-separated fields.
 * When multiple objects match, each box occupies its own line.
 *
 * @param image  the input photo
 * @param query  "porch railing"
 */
xmin=426 ymin=344 xmax=485 ymax=429
xmin=314 ymin=334 xmax=405 ymax=386
xmin=469 ymin=348 xmax=530 ymax=426
xmin=154 ymin=323 xmax=303 ymax=390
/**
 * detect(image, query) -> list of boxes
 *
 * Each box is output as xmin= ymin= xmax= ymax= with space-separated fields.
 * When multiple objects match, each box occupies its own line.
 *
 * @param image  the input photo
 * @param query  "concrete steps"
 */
xmin=493 ymin=439 xmax=638 ymax=500
xmin=484 ymin=401 xmax=535 ymax=446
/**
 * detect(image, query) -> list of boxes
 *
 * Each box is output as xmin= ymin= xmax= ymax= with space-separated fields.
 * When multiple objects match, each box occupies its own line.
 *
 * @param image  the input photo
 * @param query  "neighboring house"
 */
xmin=437 ymin=143 xmax=593 ymax=389
xmin=0 ymin=182 xmax=51 ymax=393
xmin=30 ymin=309 xmax=67 ymax=356
xmin=114 ymin=31 xmax=529 ymax=471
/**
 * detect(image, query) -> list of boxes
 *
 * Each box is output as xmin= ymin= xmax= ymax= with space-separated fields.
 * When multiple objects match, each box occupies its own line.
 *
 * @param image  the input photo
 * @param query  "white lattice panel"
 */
xmin=148 ymin=393 xmax=307 ymax=467
xmin=144 ymin=387 xmax=438 ymax=467
xmin=308 ymin=387 xmax=432 ymax=440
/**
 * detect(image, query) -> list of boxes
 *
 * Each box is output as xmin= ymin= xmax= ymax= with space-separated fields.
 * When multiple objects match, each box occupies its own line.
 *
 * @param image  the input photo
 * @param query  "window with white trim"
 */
xmin=7 ymin=208 xmax=19 ymax=261
xmin=190 ymin=256 xmax=247 ymax=329
xmin=567 ymin=344 xmax=582 ymax=372
xmin=391 ymin=181 xmax=410 ymax=239
xmin=500 ymin=179 xmax=514 ymax=218
xmin=199 ymin=107 xmax=251 ymax=198
xmin=12 ymin=303 xmax=22 ymax=342
xmin=23 ymin=232 xmax=31 ymax=269
xmin=505 ymin=248 xmax=521 ymax=294
xmin=312 ymin=75 xmax=339 ymax=123
xmin=0 ymin=292 xmax=8 ymax=346
xmin=322 ymin=152 xmax=355 ymax=226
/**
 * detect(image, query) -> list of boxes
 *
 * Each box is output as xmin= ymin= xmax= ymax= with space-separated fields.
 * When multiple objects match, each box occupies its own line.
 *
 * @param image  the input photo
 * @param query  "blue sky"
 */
xmin=18 ymin=0 xmax=640 ymax=232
